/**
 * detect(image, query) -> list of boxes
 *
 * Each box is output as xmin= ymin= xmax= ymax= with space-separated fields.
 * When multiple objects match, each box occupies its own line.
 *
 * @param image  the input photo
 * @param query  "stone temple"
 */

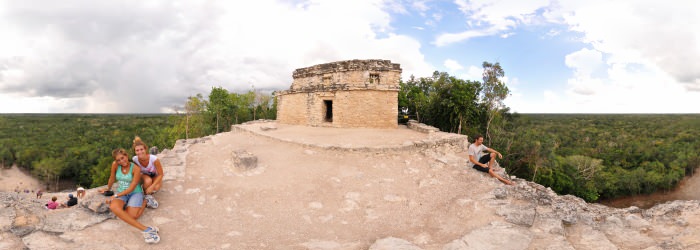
xmin=275 ymin=59 xmax=402 ymax=129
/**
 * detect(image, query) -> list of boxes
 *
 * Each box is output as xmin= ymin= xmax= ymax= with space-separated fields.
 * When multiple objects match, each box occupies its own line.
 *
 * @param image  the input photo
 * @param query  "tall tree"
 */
xmin=230 ymin=91 xmax=254 ymax=124
xmin=208 ymin=87 xmax=232 ymax=133
xmin=185 ymin=94 xmax=207 ymax=139
xmin=481 ymin=61 xmax=510 ymax=143
xmin=399 ymin=75 xmax=428 ymax=122
xmin=32 ymin=157 xmax=64 ymax=191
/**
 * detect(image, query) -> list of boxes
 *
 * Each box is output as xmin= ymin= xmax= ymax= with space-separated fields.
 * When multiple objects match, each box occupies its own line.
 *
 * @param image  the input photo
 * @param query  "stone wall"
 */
xmin=277 ymin=90 xmax=398 ymax=128
xmin=276 ymin=59 xmax=401 ymax=128
xmin=289 ymin=59 xmax=401 ymax=90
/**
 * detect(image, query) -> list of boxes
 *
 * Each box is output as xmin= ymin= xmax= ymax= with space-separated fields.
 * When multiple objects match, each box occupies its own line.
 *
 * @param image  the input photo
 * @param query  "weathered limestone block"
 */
xmin=232 ymin=150 xmax=258 ymax=170
xmin=0 ymin=231 xmax=24 ymax=250
xmin=445 ymin=223 xmax=533 ymax=250
xmin=442 ymin=239 xmax=469 ymax=250
xmin=11 ymin=214 xmax=40 ymax=237
xmin=407 ymin=120 xmax=440 ymax=133
xmin=160 ymin=156 xmax=183 ymax=167
xmin=0 ymin=206 xmax=15 ymax=231
xmin=493 ymin=187 xmax=508 ymax=199
xmin=300 ymin=240 xmax=362 ymax=250
xmin=643 ymin=200 xmax=700 ymax=220
xmin=568 ymin=225 xmax=618 ymax=250
xmin=41 ymin=208 xmax=113 ymax=233
xmin=624 ymin=214 xmax=651 ymax=231
xmin=531 ymin=217 xmax=565 ymax=235
xmin=526 ymin=235 xmax=575 ymax=250
xmin=22 ymin=231 xmax=75 ymax=250
xmin=497 ymin=204 xmax=536 ymax=227
xmin=369 ymin=237 xmax=423 ymax=250
xmin=81 ymin=195 xmax=112 ymax=214
xmin=601 ymin=225 xmax=656 ymax=249
xmin=260 ymin=123 xmax=277 ymax=131
xmin=0 ymin=193 xmax=17 ymax=207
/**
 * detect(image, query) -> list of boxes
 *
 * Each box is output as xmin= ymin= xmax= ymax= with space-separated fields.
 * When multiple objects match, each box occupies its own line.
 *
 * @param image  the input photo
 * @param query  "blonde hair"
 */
xmin=112 ymin=148 xmax=129 ymax=159
xmin=133 ymin=136 xmax=148 ymax=151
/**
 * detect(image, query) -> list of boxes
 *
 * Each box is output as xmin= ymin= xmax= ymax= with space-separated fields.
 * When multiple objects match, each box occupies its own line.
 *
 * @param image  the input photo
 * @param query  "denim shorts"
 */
xmin=117 ymin=192 xmax=144 ymax=208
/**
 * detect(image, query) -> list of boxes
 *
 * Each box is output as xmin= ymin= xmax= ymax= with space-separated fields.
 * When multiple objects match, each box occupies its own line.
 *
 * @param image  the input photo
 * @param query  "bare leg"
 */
xmin=143 ymin=176 xmax=162 ymax=195
xmin=488 ymin=168 xmax=513 ymax=185
xmin=149 ymin=181 xmax=162 ymax=194
xmin=487 ymin=153 xmax=496 ymax=168
xmin=142 ymin=176 xmax=153 ymax=194
xmin=109 ymin=199 xmax=148 ymax=231
xmin=134 ymin=199 xmax=147 ymax=219
xmin=127 ymin=205 xmax=144 ymax=219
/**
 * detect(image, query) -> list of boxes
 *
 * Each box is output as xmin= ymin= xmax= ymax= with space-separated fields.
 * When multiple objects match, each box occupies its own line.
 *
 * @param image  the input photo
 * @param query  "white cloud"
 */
xmin=462 ymin=66 xmax=483 ymax=81
xmin=437 ymin=0 xmax=551 ymax=46
xmin=565 ymin=48 xmax=602 ymax=76
xmin=411 ymin=0 xmax=430 ymax=12
xmin=434 ymin=28 xmax=497 ymax=47
xmin=440 ymin=60 xmax=482 ymax=82
xmin=566 ymin=77 xmax=604 ymax=96
xmin=443 ymin=59 xmax=463 ymax=72
xmin=557 ymin=0 xmax=700 ymax=91
xmin=470 ymin=0 xmax=700 ymax=113
xmin=564 ymin=48 xmax=604 ymax=96
xmin=0 ymin=0 xmax=434 ymax=113
xmin=548 ymin=0 xmax=700 ymax=112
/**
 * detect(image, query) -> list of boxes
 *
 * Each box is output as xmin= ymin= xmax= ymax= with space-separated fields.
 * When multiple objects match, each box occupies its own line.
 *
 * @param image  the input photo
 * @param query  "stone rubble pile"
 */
xmin=368 ymin=180 xmax=700 ymax=250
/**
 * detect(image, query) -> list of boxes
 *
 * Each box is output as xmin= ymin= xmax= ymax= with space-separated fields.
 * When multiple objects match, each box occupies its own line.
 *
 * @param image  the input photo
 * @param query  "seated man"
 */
xmin=467 ymin=134 xmax=513 ymax=185
xmin=61 ymin=193 xmax=78 ymax=207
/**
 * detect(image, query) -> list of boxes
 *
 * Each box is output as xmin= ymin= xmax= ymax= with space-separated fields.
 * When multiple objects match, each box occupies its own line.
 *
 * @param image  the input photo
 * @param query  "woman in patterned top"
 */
xmin=132 ymin=136 xmax=164 ymax=209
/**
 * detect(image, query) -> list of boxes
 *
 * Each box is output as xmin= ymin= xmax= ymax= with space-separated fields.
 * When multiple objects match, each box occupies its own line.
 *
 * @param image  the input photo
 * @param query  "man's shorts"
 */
xmin=117 ymin=192 xmax=144 ymax=208
xmin=472 ymin=154 xmax=492 ymax=173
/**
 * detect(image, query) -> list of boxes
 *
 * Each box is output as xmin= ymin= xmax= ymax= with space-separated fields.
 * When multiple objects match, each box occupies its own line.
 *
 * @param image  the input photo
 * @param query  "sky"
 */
xmin=1 ymin=0 xmax=698 ymax=113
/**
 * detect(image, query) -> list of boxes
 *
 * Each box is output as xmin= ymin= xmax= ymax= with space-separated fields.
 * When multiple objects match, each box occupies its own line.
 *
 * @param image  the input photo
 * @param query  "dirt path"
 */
xmin=72 ymin=123 xmax=508 ymax=249
xmin=0 ymin=165 xmax=44 ymax=194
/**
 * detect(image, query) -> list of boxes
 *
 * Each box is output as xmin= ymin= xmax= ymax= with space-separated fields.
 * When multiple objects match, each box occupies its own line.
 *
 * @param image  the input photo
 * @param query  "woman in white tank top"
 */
xmin=132 ymin=136 xmax=164 ymax=209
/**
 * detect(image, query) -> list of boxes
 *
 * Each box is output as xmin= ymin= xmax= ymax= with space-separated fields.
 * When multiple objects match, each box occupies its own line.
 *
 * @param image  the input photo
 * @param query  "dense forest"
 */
xmin=0 ymin=87 xmax=276 ymax=190
xmin=396 ymin=61 xmax=700 ymax=202
xmin=496 ymin=114 xmax=700 ymax=202
xmin=0 ymin=114 xmax=176 ymax=190
xmin=3 ymin=62 xmax=698 ymax=203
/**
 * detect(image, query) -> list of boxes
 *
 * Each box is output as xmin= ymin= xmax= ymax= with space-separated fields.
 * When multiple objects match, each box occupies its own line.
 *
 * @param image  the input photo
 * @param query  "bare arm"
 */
xmin=101 ymin=161 xmax=118 ymax=192
xmin=486 ymin=147 xmax=503 ymax=159
xmin=152 ymin=158 xmax=164 ymax=184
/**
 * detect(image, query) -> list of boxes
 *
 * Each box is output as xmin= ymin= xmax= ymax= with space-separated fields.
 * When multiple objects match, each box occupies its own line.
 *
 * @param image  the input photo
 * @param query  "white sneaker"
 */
xmin=143 ymin=226 xmax=160 ymax=244
xmin=145 ymin=195 xmax=159 ymax=209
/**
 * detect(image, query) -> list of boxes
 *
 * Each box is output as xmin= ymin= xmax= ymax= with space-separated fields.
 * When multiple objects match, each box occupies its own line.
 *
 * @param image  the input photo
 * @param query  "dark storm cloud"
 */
xmin=0 ymin=1 xmax=434 ymax=112
xmin=0 ymin=1 xmax=225 ymax=112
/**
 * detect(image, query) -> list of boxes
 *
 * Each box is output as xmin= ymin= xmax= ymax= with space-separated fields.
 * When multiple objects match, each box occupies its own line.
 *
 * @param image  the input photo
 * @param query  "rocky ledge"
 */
xmin=1 ymin=131 xmax=699 ymax=249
